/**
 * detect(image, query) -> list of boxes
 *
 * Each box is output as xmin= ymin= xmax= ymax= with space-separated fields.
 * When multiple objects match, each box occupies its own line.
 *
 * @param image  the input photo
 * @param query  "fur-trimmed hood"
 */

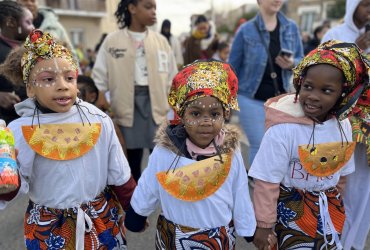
xmin=154 ymin=122 xmax=241 ymax=155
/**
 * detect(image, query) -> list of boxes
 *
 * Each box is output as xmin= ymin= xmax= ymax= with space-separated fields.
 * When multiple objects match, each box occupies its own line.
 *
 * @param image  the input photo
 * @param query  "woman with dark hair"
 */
xmin=92 ymin=0 xmax=177 ymax=182
xmin=183 ymin=15 xmax=219 ymax=65
xmin=304 ymin=25 xmax=329 ymax=54
xmin=161 ymin=19 xmax=183 ymax=68
xmin=0 ymin=0 xmax=34 ymax=124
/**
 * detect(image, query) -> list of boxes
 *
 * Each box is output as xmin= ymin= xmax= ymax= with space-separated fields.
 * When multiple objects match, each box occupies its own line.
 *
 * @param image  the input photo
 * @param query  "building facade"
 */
xmin=284 ymin=0 xmax=338 ymax=33
xmin=38 ymin=0 xmax=118 ymax=50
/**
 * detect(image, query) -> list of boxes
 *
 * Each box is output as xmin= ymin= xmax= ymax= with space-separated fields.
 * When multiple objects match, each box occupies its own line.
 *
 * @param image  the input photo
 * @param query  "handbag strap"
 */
xmin=254 ymin=20 xmax=281 ymax=96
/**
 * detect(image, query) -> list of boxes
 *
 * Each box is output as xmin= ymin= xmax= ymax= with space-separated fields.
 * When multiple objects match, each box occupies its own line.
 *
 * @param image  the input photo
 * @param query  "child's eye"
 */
xmin=42 ymin=77 xmax=55 ymax=83
xmin=66 ymin=76 xmax=76 ymax=82
xmin=191 ymin=111 xmax=200 ymax=117
xmin=211 ymin=112 xmax=221 ymax=118
xmin=302 ymin=84 xmax=312 ymax=90
xmin=323 ymin=89 xmax=334 ymax=94
xmin=145 ymin=4 xmax=155 ymax=10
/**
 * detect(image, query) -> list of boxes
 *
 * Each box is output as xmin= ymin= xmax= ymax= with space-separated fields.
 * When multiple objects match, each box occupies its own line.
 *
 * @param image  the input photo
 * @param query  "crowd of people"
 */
xmin=0 ymin=0 xmax=369 ymax=249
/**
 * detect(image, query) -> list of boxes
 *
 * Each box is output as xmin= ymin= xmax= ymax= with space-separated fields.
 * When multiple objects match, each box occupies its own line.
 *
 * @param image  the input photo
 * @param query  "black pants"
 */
xmin=126 ymin=148 xmax=152 ymax=182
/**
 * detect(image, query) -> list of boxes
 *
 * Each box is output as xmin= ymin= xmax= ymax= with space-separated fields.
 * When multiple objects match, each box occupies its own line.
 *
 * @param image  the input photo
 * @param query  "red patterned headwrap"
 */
xmin=168 ymin=60 xmax=239 ymax=120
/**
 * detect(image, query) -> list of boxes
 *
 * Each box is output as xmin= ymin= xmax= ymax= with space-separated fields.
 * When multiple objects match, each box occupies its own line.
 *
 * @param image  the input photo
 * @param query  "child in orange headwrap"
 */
xmin=124 ymin=60 xmax=265 ymax=249
xmin=249 ymin=40 xmax=370 ymax=250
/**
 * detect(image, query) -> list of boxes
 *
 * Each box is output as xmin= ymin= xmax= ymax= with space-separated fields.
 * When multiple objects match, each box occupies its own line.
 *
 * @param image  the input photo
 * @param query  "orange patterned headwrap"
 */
xmin=21 ymin=29 xmax=78 ymax=84
xmin=168 ymin=60 xmax=239 ymax=118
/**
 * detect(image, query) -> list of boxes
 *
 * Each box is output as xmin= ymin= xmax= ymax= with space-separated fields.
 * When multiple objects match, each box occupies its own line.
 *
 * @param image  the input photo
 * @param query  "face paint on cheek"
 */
xmin=184 ymin=118 xmax=197 ymax=127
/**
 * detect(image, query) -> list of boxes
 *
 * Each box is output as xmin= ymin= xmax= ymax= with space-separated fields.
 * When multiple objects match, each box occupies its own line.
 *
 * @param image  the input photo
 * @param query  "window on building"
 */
xmin=70 ymin=29 xmax=84 ymax=47
xmin=68 ymin=0 xmax=79 ymax=10
xmin=300 ymin=11 xmax=316 ymax=32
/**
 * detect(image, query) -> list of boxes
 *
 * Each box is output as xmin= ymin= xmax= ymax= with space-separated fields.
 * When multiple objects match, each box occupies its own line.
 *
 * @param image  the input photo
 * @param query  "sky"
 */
xmin=156 ymin=0 xmax=256 ymax=36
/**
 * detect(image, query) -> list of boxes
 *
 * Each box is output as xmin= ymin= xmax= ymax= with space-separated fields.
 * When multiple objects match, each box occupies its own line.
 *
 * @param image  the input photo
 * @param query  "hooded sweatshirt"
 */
xmin=321 ymin=0 xmax=368 ymax=52
xmin=321 ymin=5 xmax=370 ymax=248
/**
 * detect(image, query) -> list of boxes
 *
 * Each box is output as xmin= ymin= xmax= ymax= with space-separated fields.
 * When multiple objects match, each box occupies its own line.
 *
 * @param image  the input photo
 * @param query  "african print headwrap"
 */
xmin=21 ymin=29 xmax=78 ymax=84
xmin=168 ymin=60 xmax=239 ymax=117
xmin=293 ymin=40 xmax=370 ymax=165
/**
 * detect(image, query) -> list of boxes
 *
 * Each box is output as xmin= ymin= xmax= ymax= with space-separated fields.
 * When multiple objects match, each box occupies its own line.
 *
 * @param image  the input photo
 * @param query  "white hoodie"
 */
xmin=321 ymin=0 xmax=366 ymax=46
xmin=321 ymin=3 xmax=370 ymax=250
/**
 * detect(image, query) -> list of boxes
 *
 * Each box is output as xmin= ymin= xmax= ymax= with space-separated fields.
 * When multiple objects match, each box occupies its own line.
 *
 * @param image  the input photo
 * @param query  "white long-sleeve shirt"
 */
xmin=131 ymin=146 xmax=256 ymax=237
xmin=0 ymin=98 xmax=131 ymax=209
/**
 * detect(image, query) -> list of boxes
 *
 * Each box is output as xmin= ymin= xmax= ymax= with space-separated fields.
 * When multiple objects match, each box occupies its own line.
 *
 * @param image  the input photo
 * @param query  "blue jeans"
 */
xmin=237 ymin=95 xmax=265 ymax=166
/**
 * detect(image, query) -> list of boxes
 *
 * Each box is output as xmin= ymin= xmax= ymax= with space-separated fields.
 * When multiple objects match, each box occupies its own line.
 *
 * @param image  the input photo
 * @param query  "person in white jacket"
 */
xmin=322 ymin=0 xmax=370 ymax=52
xmin=92 ymin=0 xmax=177 ymax=183
xmin=321 ymin=1 xmax=370 ymax=249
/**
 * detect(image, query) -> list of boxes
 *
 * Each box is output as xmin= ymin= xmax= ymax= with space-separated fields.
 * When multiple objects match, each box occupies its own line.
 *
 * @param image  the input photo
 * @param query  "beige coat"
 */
xmin=92 ymin=28 xmax=177 ymax=127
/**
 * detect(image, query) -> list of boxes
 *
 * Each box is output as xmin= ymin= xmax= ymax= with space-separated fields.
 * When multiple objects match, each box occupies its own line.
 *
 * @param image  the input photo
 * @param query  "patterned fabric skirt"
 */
xmin=155 ymin=214 xmax=236 ymax=250
xmin=24 ymin=188 xmax=126 ymax=250
xmin=275 ymin=185 xmax=345 ymax=250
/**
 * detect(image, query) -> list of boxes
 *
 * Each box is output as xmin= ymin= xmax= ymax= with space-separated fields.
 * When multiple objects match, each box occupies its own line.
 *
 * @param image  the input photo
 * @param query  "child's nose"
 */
xmin=55 ymin=77 xmax=70 ymax=90
xmin=307 ymin=92 xmax=320 ymax=101
xmin=199 ymin=116 xmax=212 ymax=125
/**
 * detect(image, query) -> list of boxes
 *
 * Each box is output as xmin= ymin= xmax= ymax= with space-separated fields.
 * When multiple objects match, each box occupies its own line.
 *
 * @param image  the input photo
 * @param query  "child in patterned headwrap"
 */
xmin=249 ymin=40 xmax=370 ymax=250
xmin=0 ymin=29 xmax=136 ymax=249
xmin=124 ymin=60 xmax=261 ymax=249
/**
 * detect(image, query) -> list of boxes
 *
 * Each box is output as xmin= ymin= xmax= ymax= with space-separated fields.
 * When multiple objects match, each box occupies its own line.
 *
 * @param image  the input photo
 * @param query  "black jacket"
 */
xmin=0 ymin=38 xmax=27 ymax=124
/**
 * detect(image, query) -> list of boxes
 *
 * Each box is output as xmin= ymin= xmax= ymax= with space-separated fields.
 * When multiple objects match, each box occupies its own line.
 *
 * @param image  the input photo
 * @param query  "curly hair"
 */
xmin=0 ymin=0 xmax=24 ymax=25
xmin=0 ymin=46 xmax=26 ymax=86
xmin=115 ymin=0 xmax=139 ymax=29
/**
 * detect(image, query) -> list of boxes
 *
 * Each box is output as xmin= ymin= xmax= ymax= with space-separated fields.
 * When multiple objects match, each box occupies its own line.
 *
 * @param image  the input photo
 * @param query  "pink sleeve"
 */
xmin=253 ymin=179 xmax=280 ymax=228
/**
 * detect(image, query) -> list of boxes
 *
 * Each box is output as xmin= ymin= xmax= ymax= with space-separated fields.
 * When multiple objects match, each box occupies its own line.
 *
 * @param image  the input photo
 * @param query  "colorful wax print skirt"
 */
xmin=24 ymin=188 xmax=127 ymax=250
xmin=275 ymin=185 xmax=345 ymax=250
xmin=155 ymin=214 xmax=236 ymax=250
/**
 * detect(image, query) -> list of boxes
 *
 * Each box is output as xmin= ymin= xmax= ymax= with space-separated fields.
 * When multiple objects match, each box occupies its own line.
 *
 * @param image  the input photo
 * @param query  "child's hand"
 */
xmin=267 ymin=231 xmax=277 ymax=250
xmin=0 ymin=91 xmax=20 ymax=109
xmin=253 ymin=227 xmax=274 ymax=250
xmin=356 ymin=32 xmax=370 ymax=50
xmin=275 ymin=54 xmax=294 ymax=69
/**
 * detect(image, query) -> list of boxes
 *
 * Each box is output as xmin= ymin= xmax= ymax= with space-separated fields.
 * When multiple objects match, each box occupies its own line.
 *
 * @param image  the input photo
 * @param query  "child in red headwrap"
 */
xmin=249 ymin=40 xmax=370 ymax=250
xmin=124 ymin=60 xmax=269 ymax=249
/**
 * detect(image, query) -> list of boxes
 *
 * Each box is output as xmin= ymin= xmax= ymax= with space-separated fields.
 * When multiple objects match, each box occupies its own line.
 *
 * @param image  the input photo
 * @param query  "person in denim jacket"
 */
xmin=229 ymin=0 xmax=304 ymax=166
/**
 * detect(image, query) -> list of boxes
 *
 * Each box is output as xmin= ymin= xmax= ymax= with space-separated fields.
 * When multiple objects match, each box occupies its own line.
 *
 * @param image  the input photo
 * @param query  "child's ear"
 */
xmin=128 ymin=3 xmax=136 ymax=15
xmin=26 ymin=84 xmax=35 ymax=98
xmin=6 ymin=16 xmax=17 ymax=29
